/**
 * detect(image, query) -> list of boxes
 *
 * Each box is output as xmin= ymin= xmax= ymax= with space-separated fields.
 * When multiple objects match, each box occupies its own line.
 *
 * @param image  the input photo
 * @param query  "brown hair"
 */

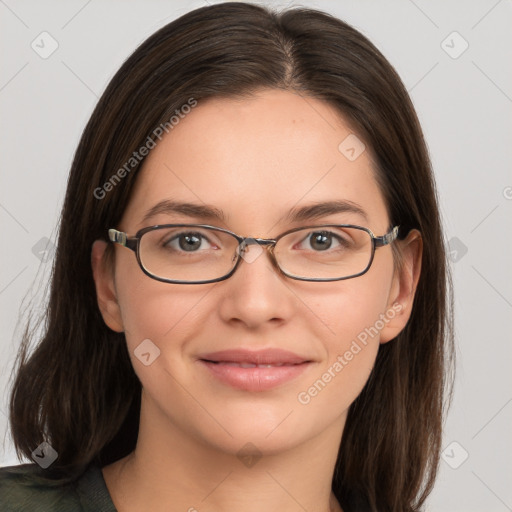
xmin=8 ymin=3 xmax=454 ymax=511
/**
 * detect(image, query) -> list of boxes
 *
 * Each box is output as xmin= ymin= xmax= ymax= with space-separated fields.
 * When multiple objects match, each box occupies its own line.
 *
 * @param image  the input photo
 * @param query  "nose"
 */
xmin=237 ymin=238 xmax=279 ymax=269
xmin=217 ymin=239 xmax=293 ymax=329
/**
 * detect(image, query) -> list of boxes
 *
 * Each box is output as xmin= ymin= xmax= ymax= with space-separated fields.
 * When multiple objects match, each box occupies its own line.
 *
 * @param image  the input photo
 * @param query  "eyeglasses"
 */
xmin=108 ymin=224 xmax=399 ymax=284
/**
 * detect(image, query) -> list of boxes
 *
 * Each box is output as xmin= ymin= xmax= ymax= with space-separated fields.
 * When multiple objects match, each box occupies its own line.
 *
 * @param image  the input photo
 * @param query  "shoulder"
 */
xmin=0 ymin=463 xmax=116 ymax=512
xmin=0 ymin=463 xmax=82 ymax=511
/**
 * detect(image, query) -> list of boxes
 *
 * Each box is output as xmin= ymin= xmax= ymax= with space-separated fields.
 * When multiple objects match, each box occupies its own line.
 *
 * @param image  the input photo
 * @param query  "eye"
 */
xmin=298 ymin=230 xmax=351 ymax=252
xmin=163 ymin=231 xmax=217 ymax=252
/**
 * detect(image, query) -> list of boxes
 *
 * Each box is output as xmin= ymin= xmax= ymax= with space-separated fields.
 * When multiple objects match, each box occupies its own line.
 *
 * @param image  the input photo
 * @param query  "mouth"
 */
xmin=197 ymin=348 xmax=311 ymax=365
xmin=201 ymin=361 xmax=307 ymax=368
xmin=196 ymin=349 xmax=314 ymax=391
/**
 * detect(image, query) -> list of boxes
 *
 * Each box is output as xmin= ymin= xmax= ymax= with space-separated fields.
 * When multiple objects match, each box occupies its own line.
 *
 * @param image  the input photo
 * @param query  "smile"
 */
xmin=198 ymin=359 xmax=312 ymax=392
xmin=206 ymin=361 xmax=302 ymax=368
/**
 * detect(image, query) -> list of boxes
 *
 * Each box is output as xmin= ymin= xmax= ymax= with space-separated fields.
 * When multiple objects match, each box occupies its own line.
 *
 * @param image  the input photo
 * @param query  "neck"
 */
xmin=102 ymin=393 xmax=345 ymax=512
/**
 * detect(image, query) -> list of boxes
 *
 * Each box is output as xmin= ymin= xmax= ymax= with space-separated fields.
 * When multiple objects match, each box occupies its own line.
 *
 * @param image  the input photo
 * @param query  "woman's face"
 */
xmin=94 ymin=89 xmax=417 ymax=456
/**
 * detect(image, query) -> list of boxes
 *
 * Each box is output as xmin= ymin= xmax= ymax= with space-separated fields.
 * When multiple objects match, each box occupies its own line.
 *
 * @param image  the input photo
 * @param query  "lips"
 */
xmin=197 ymin=348 xmax=314 ymax=392
xmin=214 ymin=362 xmax=294 ymax=368
xmin=197 ymin=348 xmax=311 ymax=365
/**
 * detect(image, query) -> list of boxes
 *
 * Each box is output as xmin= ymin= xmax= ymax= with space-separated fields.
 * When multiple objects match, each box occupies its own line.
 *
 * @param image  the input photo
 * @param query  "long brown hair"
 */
xmin=8 ymin=3 xmax=454 ymax=511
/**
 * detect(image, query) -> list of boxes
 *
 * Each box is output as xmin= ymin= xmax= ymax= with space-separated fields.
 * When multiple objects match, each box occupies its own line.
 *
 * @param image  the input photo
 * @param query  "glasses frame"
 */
xmin=108 ymin=223 xmax=400 ymax=284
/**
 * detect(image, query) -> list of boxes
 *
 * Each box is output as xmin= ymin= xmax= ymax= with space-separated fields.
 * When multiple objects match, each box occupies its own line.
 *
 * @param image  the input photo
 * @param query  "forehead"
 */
xmin=121 ymin=89 xmax=389 ymax=233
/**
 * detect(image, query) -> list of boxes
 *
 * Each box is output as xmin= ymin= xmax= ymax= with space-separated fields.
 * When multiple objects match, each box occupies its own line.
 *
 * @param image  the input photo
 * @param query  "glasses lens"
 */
xmin=137 ymin=225 xmax=373 ymax=283
xmin=139 ymin=226 xmax=239 ymax=282
xmin=274 ymin=226 xmax=372 ymax=280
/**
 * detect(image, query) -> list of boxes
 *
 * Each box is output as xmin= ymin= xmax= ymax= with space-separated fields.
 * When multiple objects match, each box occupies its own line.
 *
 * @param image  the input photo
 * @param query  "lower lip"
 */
xmin=198 ymin=360 xmax=311 ymax=391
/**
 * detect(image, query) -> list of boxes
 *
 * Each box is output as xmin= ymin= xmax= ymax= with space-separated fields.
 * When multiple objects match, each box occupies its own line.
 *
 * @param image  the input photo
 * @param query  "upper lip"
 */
xmin=198 ymin=348 xmax=312 ymax=365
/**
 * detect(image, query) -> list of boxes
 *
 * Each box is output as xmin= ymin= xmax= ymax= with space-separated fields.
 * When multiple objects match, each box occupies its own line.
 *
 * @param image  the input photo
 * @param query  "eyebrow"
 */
xmin=283 ymin=199 xmax=368 ymax=223
xmin=140 ymin=198 xmax=368 ymax=226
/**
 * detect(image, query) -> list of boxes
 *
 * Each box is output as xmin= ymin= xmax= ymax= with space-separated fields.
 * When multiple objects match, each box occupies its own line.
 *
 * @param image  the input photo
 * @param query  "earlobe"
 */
xmin=379 ymin=229 xmax=422 ymax=344
xmin=91 ymin=240 xmax=124 ymax=333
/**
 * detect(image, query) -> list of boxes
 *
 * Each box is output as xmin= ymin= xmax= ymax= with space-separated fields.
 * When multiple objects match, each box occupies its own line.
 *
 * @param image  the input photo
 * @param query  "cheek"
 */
xmin=302 ymin=277 xmax=393 ymax=408
xmin=295 ymin=339 xmax=379 ymax=429
xmin=313 ymin=274 xmax=391 ymax=349
xmin=115 ymin=279 xmax=211 ymax=406
xmin=113 ymin=247 xmax=206 ymax=359
xmin=292 ymin=314 xmax=381 ymax=442
xmin=118 ymin=282 xmax=204 ymax=348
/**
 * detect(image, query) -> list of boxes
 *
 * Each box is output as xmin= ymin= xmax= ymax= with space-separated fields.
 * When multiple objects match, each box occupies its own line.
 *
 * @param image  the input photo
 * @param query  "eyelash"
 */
xmin=160 ymin=229 xmax=351 ymax=253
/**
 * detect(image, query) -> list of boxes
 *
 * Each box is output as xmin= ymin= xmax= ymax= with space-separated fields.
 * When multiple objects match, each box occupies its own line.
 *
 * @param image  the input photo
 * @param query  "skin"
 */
xmin=92 ymin=89 xmax=422 ymax=512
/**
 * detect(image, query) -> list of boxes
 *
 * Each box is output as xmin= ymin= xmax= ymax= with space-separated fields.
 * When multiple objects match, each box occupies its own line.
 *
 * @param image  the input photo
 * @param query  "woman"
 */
xmin=0 ymin=2 xmax=453 ymax=511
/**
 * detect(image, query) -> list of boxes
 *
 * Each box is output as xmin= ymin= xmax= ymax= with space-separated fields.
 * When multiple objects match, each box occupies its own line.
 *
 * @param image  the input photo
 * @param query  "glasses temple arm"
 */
xmin=108 ymin=229 xmax=137 ymax=252
xmin=374 ymin=225 xmax=400 ymax=247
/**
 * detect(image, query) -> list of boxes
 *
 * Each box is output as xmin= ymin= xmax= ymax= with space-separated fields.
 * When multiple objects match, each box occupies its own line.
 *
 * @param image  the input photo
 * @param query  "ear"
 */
xmin=91 ymin=240 xmax=124 ymax=332
xmin=379 ymin=229 xmax=422 ymax=344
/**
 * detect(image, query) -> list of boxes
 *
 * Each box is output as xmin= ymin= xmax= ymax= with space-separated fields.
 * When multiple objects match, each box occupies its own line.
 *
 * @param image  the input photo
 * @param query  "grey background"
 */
xmin=1 ymin=0 xmax=511 ymax=510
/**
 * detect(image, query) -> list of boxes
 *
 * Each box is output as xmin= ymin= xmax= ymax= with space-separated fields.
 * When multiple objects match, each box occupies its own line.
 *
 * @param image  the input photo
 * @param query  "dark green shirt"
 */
xmin=0 ymin=463 xmax=117 ymax=511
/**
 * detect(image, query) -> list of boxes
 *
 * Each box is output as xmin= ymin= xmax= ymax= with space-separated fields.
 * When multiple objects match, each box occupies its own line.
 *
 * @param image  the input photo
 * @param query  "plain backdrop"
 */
xmin=1 ymin=1 xmax=511 ymax=510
